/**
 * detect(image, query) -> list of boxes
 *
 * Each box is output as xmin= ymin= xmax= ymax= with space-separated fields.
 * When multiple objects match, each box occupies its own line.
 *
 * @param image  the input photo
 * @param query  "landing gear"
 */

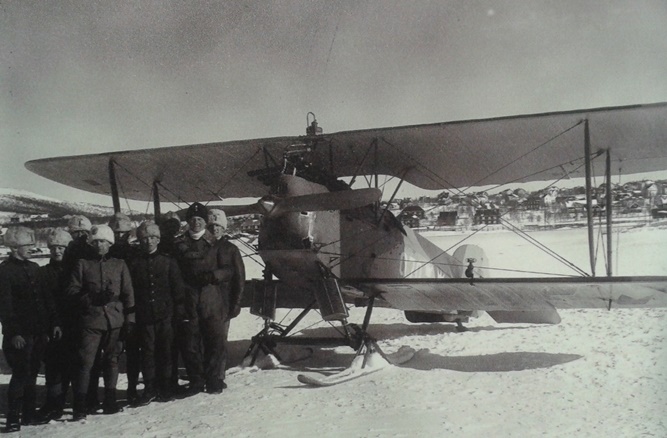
xmin=243 ymin=293 xmax=379 ymax=367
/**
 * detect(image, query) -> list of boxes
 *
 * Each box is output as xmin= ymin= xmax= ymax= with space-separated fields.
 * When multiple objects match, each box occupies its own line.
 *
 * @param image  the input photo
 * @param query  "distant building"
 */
xmin=398 ymin=205 xmax=425 ymax=228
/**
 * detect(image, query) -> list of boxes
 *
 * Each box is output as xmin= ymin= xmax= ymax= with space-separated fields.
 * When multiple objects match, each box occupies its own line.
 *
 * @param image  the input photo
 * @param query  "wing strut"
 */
xmin=605 ymin=149 xmax=613 ymax=276
xmin=108 ymin=159 xmax=121 ymax=214
xmin=583 ymin=120 xmax=596 ymax=276
xmin=378 ymin=167 xmax=409 ymax=225
xmin=152 ymin=180 xmax=161 ymax=221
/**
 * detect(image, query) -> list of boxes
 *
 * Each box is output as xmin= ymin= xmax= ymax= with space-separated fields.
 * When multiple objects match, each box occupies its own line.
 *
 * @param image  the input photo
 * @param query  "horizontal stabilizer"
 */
xmin=487 ymin=309 xmax=561 ymax=324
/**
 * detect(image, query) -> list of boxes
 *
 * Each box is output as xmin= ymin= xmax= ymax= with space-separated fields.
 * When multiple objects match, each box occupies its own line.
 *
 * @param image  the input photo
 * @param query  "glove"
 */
xmin=11 ymin=335 xmax=26 ymax=350
xmin=120 ymin=322 xmax=136 ymax=341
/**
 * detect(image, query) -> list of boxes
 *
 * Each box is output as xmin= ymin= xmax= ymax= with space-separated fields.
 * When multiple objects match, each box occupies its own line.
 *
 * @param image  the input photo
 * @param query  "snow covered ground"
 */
xmin=2 ymin=226 xmax=666 ymax=437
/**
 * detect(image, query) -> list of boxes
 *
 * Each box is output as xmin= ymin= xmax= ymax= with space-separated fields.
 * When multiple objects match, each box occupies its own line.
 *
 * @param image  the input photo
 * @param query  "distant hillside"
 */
xmin=0 ymin=188 xmax=142 ymax=224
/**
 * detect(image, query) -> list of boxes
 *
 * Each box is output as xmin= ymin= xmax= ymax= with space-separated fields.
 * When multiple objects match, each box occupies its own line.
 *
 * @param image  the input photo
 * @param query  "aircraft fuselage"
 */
xmin=257 ymin=175 xmax=458 ymax=289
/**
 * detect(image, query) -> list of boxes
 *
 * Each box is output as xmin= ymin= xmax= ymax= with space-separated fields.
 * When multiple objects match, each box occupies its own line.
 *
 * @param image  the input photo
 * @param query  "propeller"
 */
xmin=186 ymin=188 xmax=382 ymax=218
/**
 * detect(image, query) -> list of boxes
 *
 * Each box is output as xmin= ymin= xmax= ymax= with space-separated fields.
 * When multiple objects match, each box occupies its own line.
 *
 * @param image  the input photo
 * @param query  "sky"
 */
xmin=2 ymin=0 xmax=667 ymax=208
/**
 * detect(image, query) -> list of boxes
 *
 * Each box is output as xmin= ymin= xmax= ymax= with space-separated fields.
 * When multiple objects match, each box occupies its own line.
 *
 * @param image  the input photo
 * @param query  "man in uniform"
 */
xmin=0 ymin=226 xmax=61 ymax=432
xmin=67 ymin=225 xmax=135 ymax=420
xmin=207 ymin=209 xmax=245 ymax=386
xmin=127 ymin=222 xmax=185 ymax=404
xmin=62 ymin=214 xmax=105 ymax=413
xmin=38 ymin=228 xmax=75 ymax=422
xmin=173 ymin=203 xmax=237 ymax=395
xmin=108 ymin=212 xmax=142 ymax=405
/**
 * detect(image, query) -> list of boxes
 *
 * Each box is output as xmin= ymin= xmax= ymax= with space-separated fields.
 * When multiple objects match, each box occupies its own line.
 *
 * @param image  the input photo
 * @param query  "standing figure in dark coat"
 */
xmin=67 ymin=225 xmax=135 ymax=420
xmin=173 ymin=203 xmax=237 ymax=395
xmin=207 ymin=209 xmax=245 ymax=386
xmin=38 ymin=228 xmax=75 ymax=421
xmin=0 ymin=226 xmax=61 ymax=432
xmin=127 ymin=222 xmax=185 ymax=404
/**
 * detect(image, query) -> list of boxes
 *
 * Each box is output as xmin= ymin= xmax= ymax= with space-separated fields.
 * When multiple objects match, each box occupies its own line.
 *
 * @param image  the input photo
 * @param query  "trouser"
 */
xmin=219 ymin=319 xmax=230 ymax=381
xmin=170 ymin=319 xmax=192 ymax=385
xmin=140 ymin=318 xmax=173 ymax=390
xmin=75 ymin=327 xmax=122 ymax=395
xmin=3 ymin=334 xmax=48 ymax=417
xmin=183 ymin=316 xmax=226 ymax=387
xmin=125 ymin=327 xmax=142 ymax=390
xmin=44 ymin=325 xmax=78 ymax=402
xmin=86 ymin=348 xmax=103 ymax=407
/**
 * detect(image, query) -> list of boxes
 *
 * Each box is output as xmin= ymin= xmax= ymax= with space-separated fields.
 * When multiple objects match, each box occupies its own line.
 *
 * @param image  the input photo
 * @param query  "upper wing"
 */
xmin=26 ymin=102 xmax=667 ymax=201
xmin=351 ymin=276 xmax=667 ymax=312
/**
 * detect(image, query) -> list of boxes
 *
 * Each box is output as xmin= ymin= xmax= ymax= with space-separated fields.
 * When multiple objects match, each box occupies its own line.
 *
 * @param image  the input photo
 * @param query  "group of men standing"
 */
xmin=0 ymin=203 xmax=245 ymax=432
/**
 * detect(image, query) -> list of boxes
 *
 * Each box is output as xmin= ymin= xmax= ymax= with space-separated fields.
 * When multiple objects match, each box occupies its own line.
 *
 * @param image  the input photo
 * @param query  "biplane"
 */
xmin=25 ymin=103 xmax=667 ymax=378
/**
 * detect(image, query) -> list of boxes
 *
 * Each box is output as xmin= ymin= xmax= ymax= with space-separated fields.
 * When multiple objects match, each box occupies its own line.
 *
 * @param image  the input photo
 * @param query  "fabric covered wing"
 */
xmin=324 ymin=102 xmax=667 ymax=190
xmin=25 ymin=136 xmax=299 ymax=202
xmin=25 ymin=102 xmax=667 ymax=201
xmin=353 ymin=276 xmax=667 ymax=311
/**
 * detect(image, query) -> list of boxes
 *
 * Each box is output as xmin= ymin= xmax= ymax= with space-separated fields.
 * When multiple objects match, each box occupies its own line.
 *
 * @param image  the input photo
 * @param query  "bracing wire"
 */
xmin=463 ymin=120 xmax=584 ymax=191
xmin=402 ymin=156 xmax=593 ymax=278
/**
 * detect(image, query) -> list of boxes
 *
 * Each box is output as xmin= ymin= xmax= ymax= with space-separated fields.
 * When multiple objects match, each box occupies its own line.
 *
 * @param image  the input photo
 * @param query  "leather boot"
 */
xmin=4 ymin=395 xmax=21 ymax=432
xmin=102 ymin=389 xmax=119 ymax=414
xmin=126 ymin=385 xmax=138 ymax=406
xmin=22 ymin=390 xmax=47 ymax=425
xmin=35 ymin=394 xmax=63 ymax=422
xmin=136 ymin=381 xmax=157 ymax=406
xmin=72 ymin=393 xmax=88 ymax=421
xmin=157 ymin=380 xmax=175 ymax=403
xmin=86 ymin=388 xmax=101 ymax=414
xmin=4 ymin=414 xmax=21 ymax=432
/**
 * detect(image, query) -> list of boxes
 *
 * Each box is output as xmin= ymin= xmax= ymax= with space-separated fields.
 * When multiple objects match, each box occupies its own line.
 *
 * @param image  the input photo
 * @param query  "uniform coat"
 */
xmin=175 ymin=230 xmax=236 ymax=320
xmin=127 ymin=251 xmax=185 ymax=325
xmin=0 ymin=257 xmax=59 ymax=338
xmin=66 ymin=256 xmax=135 ymax=329
xmin=66 ymin=255 xmax=135 ymax=396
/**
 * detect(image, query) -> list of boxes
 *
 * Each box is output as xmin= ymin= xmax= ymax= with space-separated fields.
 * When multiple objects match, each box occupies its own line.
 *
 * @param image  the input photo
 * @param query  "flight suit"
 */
xmin=173 ymin=230 xmax=236 ymax=393
xmin=212 ymin=237 xmax=245 ymax=381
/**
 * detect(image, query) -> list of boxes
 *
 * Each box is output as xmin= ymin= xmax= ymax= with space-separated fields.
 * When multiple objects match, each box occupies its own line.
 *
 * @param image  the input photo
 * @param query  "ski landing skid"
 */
xmin=243 ymin=298 xmax=370 ymax=367
xmin=244 ymin=278 xmax=414 ymax=385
